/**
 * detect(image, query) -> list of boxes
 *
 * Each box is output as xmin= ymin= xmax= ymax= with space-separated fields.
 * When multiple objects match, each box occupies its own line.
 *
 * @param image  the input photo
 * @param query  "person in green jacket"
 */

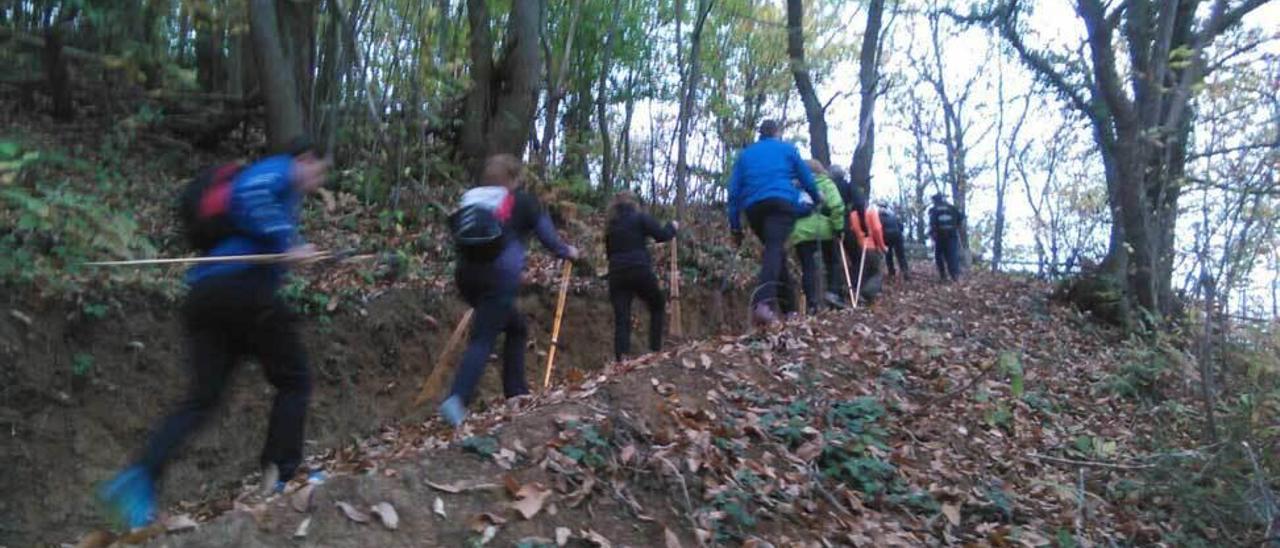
xmin=790 ymin=159 xmax=846 ymax=315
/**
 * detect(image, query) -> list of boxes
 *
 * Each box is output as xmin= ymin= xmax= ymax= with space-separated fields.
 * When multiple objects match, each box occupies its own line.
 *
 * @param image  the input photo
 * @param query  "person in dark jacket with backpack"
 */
xmin=440 ymin=154 xmax=579 ymax=428
xmin=98 ymin=138 xmax=330 ymax=530
xmin=727 ymin=119 xmax=823 ymax=326
xmin=879 ymin=203 xmax=909 ymax=280
xmin=929 ymin=193 xmax=964 ymax=282
xmin=604 ymin=191 xmax=677 ymax=361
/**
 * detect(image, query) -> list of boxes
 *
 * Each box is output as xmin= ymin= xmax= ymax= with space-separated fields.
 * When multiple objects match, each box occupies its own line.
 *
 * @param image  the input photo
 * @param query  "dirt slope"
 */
xmin=58 ymin=269 xmax=1190 ymax=547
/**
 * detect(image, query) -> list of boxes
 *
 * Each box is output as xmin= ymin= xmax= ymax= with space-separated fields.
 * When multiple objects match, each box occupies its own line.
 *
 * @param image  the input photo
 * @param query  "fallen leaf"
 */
xmin=503 ymin=474 xmax=522 ymax=496
xmin=426 ymin=478 xmax=502 ymax=493
xmin=584 ymin=529 xmax=613 ymax=547
xmin=518 ymin=536 xmax=556 ymax=546
xmin=433 ymin=496 xmax=446 ymax=518
xmin=664 ymin=527 xmax=683 ymax=548
xmin=74 ymin=530 xmax=116 ymax=548
xmin=468 ymin=512 xmax=508 ymax=532
xmin=942 ymin=503 xmax=961 ymax=526
xmin=291 ymin=483 xmax=315 ymax=512
xmin=164 ymin=514 xmax=198 ymax=532
xmin=620 ymin=444 xmax=637 ymax=463
xmin=511 ymin=482 xmax=552 ymax=519
xmin=480 ymin=525 xmax=498 ymax=544
xmin=795 ymin=440 xmax=823 ymax=461
xmin=372 ymin=501 xmax=400 ymax=530
xmin=556 ymin=526 xmax=572 ymax=546
xmin=293 ymin=517 xmax=311 ymax=539
xmin=335 ymin=501 xmax=370 ymax=523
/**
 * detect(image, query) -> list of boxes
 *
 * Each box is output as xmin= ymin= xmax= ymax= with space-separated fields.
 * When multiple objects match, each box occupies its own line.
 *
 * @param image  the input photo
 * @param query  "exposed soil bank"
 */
xmin=0 ymin=280 xmax=747 ymax=546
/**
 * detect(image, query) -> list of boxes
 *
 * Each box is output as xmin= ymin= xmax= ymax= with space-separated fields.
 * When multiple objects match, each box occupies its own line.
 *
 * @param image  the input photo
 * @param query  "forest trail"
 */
xmin=68 ymin=269 xmax=1181 ymax=547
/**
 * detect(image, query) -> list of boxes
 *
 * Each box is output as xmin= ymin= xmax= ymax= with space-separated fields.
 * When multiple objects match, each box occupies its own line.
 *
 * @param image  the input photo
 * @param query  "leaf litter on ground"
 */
xmin=87 ymin=270 xmax=1214 ymax=546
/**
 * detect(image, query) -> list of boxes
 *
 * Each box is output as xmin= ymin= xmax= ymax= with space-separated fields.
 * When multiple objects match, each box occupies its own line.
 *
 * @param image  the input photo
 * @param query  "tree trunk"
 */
xmin=43 ymin=8 xmax=77 ymax=121
xmin=674 ymin=0 xmax=714 ymax=220
xmin=596 ymin=0 xmax=622 ymax=194
xmin=785 ymin=0 xmax=829 ymax=166
xmin=250 ymin=0 xmax=306 ymax=150
xmin=538 ymin=2 xmax=581 ymax=175
xmin=461 ymin=0 xmax=543 ymax=177
xmin=275 ymin=0 xmax=317 ymax=131
xmin=196 ymin=4 xmax=224 ymax=93
xmin=848 ymin=0 xmax=884 ymax=199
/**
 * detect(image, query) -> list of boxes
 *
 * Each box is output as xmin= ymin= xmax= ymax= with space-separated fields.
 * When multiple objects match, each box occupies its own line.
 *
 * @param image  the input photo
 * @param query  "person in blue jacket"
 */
xmin=98 ymin=137 xmax=330 ymax=530
xmin=439 ymin=154 xmax=579 ymax=428
xmin=727 ymin=119 xmax=823 ymax=325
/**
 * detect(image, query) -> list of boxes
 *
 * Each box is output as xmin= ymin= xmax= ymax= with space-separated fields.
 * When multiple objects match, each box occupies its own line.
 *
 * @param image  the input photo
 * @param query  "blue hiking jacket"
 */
xmin=187 ymin=155 xmax=302 ymax=288
xmin=726 ymin=137 xmax=821 ymax=231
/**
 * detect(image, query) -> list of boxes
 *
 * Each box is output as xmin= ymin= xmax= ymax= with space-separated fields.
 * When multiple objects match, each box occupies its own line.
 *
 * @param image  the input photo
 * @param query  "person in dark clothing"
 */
xmin=99 ymin=138 xmax=330 ymax=530
xmin=440 ymin=154 xmax=578 ymax=428
xmin=929 ymin=193 xmax=964 ymax=282
xmin=879 ymin=203 xmax=910 ymax=280
xmin=604 ymin=191 xmax=677 ymax=361
xmin=828 ymin=165 xmax=866 ymax=303
xmin=727 ymin=119 xmax=823 ymax=326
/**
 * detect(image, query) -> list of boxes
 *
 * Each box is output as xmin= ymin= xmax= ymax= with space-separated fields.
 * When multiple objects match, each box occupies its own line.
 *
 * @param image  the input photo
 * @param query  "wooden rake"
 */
xmin=411 ymin=308 xmax=474 ymax=408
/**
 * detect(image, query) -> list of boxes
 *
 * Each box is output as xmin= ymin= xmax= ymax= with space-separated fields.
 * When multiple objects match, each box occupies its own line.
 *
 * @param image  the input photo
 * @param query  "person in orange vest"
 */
xmin=850 ymin=205 xmax=887 ymax=257
xmin=849 ymin=205 xmax=888 ymax=301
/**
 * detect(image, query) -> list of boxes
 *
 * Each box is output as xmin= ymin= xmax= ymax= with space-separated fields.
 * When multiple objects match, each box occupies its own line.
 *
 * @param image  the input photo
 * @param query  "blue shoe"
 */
xmin=439 ymin=395 xmax=467 ymax=428
xmin=98 ymin=466 xmax=155 ymax=530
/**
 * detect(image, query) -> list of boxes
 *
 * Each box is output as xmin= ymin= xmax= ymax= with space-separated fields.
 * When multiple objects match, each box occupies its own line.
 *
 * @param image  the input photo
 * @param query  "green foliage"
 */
xmin=1 ymin=169 xmax=157 ymax=290
xmin=81 ymin=302 xmax=109 ymax=320
xmin=1102 ymin=346 xmax=1172 ymax=402
xmin=559 ymin=420 xmax=612 ymax=470
xmin=72 ymin=353 xmax=95 ymax=376
xmin=461 ymin=435 xmax=499 ymax=458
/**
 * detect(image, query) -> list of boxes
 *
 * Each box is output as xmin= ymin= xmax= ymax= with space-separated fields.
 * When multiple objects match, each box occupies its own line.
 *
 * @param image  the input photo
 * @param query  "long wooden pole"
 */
xmin=543 ymin=261 xmax=573 ymax=388
xmin=838 ymin=237 xmax=856 ymax=306
xmin=85 ymin=253 xmax=294 ymax=266
xmin=670 ymin=237 xmax=682 ymax=337
xmin=853 ymin=241 xmax=868 ymax=309
xmin=412 ymin=308 xmax=474 ymax=407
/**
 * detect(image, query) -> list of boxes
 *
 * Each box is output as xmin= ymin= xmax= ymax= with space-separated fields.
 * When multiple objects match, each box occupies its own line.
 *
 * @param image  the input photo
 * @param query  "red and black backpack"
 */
xmin=177 ymin=163 xmax=243 ymax=252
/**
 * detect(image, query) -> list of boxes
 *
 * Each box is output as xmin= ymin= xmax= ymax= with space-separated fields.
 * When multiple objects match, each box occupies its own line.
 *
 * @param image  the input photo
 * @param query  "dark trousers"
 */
xmin=138 ymin=274 xmax=312 ymax=481
xmin=934 ymin=231 xmax=961 ymax=281
xmin=794 ymin=241 xmax=827 ymax=314
xmin=608 ymin=266 xmax=665 ymax=360
xmin=885 ymin=232 xmax=909 ymax=276
xmin=746 ymin=199 xmax=796 ymax=311
xmin=449 ymin=265 xmax=530 ymax=406
xmin=820 ymin=239 xmax=844 ymax=297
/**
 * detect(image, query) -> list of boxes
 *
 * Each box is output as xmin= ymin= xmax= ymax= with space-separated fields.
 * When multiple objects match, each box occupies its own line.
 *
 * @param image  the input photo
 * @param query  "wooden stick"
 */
xmin=670 ymin=237 xmax=683 ymax=337
xmin=85 ymin=253 xmax=295 ymax=266
xmin=853 ymin=241 xmax=868 ymax=309
xmin=412 ymin=308 xmax=474 ymax=407
xmin=543 ymin=261 xmax=573 ymax=388
xmin=838 ymin=237 xmax=856 ymax=307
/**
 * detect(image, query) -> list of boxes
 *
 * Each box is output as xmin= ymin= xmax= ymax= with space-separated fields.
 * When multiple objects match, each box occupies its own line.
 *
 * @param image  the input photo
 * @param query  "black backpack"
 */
xmin=450 ymin=186 xmax=515 ymax=262
xmin=177 ymin=163 xmax=242 ymax=252
xmin=881 ymin=211 xmax=903 ymax=238
xmin=933 ymin=205 xmax=961 ymax=233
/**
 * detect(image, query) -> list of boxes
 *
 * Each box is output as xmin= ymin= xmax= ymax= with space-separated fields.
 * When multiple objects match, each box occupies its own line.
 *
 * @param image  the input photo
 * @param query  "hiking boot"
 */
xmin=824 ymin=291 xmax=846 ymax=310
xmin=752 ymin=303 xmax=778 ymax=326
xmin=98 ymin=466 xmax=156 ymax=530
xmin=439 ymin=395 xmax=467 ymax=428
